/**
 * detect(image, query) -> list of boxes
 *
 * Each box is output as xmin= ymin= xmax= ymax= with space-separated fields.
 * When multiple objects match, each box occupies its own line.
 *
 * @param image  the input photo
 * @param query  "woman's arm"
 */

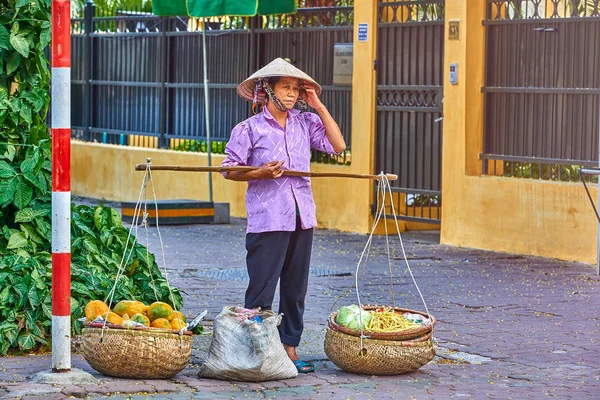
xmin=225 ymin=160 xmax=285 ymax=181
xmin=303 ymin=86 xmax=346 ymax=153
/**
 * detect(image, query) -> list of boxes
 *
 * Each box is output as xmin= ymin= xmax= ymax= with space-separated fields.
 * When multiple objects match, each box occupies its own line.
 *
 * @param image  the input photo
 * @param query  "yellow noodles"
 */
xmin=365 ymin=308 xmax=418 ymax=332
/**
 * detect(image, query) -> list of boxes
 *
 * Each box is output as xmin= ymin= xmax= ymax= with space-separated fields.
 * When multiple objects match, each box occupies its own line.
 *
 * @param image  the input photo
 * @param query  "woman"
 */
xmin=221 ymin=58 xmax=346 ymax=373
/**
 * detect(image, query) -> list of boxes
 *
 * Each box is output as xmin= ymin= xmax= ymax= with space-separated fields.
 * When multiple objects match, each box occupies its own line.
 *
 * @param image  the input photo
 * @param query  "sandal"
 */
xmin=293 ymin=359 xmax=315 ymax=373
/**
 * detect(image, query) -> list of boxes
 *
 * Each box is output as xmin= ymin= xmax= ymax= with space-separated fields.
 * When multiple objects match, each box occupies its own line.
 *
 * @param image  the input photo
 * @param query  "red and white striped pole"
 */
xmin=51 ymin=0 xmax=72 ymax=372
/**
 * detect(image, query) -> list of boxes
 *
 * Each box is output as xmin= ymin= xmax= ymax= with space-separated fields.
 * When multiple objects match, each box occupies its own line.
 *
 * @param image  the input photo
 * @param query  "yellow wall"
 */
xmin=71 ymin=139 xmax=372 ymax=233
xmin=441 ymin=0 xmax=597 ymax=264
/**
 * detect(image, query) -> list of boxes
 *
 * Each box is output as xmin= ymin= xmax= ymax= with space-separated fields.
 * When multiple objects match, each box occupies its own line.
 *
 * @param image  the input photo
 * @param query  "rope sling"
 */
xmin=99 ymin=159 xmax=184 ymax=345
xmin=326 ymin=172 xmax=433 ymax=351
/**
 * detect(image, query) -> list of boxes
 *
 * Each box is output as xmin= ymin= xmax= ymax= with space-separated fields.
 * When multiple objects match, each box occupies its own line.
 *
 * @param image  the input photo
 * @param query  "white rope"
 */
xmin=353 ymin=172 xmax=432 ymax=350
xmin=140 ymin=164 xmax=159 ymax=301
xmin=354 ymin=175 xmax=389 ymax=348
xmin=101 ymin=166 xmax=150 ymax=334
xmin=381 ymin=174 xmax=430 ymax=319
xmin=381 ymin=179 xmax=396 ymax=308
xmin=147 ymin=166 xmax=180 ymax=314
xmin=97 ymin=160 xmax=181 ymax=339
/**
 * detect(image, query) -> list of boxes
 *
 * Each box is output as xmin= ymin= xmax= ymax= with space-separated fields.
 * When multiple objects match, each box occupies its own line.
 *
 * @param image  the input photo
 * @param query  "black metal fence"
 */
xmin=375 ymin=1 xmax=445 ymax=224
xmin=70 ymin=2 xmax=353 ymax=164
xmin=483 ymin=0 xmax=600 ymax=182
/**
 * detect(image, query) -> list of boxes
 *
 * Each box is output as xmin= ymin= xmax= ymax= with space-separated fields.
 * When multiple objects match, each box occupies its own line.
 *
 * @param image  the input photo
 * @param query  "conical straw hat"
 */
xmin=237 ymin=58 xmax=321 ymax=102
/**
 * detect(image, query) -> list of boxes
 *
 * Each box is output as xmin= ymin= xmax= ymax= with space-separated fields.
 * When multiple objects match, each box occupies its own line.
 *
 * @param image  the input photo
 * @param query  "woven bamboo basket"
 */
xmin=328 ymin=322 xmax=434 ymax=343
xmin=328 ymin=306 xmax=435 ymax=341
xmin=324 ymin=328 xmax=435 ymax=375
xmin=82 ymin=324 xmax=192 ymax=379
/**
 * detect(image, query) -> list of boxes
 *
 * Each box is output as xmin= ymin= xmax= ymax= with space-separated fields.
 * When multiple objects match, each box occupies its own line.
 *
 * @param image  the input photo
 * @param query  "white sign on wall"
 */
xmin=333 ymin=43 xmax=353 ymax=86
xmin=358 ymin=23 xmax=368 ymax=42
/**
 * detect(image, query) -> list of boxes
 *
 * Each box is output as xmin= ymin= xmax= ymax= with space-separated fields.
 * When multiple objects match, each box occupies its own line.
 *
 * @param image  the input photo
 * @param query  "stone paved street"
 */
xmin=1 ymin=205 xmax=599 ymax=399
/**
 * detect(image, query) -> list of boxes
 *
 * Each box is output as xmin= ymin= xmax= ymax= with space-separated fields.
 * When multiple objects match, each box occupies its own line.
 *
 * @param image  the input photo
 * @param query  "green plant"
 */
xmin=0 ymin=0 xmax=181 ymax=355
xmin=407 ymin=195 xmax=439 ymax=207
xmin=0 ymin=200 xmax=183 ymax=355
xmin=311 ymin=150 xmax=351 ymax=165
xmin=72 ymin=0 xmax=152 ymax=17
xmin=172 ymin=139 xmax=228 ymax=154
xmin=502 ymin=162 xmax=591 ymax=183
xmin=0 ymin=1 xmax=51 ymax=148
xmin=70 ymin=204 xmax=183 ymax=327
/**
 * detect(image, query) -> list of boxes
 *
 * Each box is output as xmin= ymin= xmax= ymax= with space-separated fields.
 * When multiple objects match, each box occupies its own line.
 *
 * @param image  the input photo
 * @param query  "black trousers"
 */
xmin=245 ymin=216 xmax=313 ymax=347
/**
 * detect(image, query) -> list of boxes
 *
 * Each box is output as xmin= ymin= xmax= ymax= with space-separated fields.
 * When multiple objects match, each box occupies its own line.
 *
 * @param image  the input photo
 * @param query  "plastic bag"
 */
xmin=198 ymin=306 xmax=297 ymax=382
xmin=403 ymin=312 xmax=431 ymax=326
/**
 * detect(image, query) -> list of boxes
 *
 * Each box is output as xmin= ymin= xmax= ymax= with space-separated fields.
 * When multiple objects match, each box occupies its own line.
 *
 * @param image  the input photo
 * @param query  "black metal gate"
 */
xmin=375 ymin=1 xmax=444 ymax=223
xmin=482 ymin=1 xmax=600 ymax=181
xmin=70 ymin=4 xmax=353 ymax=163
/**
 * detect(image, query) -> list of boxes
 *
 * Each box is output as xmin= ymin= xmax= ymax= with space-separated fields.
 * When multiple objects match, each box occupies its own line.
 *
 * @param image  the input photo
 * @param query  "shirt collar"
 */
xmin=262 ymin=106 xmax=300 ymax=122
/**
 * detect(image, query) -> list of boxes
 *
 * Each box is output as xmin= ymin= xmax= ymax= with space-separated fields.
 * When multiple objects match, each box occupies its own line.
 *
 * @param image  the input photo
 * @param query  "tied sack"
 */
xmin=198 ymin=306 xmax=298 ymax=381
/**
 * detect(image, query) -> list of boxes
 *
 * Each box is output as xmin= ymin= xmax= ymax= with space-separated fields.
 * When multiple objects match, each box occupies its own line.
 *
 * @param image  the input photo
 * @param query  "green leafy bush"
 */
xmin=0 ymin=0 xmax=181 ymax=355
xmin=0 ymin=200 xmax=183 ymax=355
xmin=0 ymin=1 xmax=51 ymax=139
xmin=70 ymin=203 xmax=183 ymax=323
xmin=172 ymin=139 xmax=228 ymax=154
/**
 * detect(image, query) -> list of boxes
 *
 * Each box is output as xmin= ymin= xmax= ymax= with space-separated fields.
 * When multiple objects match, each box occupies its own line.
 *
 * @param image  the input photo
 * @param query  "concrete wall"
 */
xmin=71 ymin=140 xmax=375 ymax=233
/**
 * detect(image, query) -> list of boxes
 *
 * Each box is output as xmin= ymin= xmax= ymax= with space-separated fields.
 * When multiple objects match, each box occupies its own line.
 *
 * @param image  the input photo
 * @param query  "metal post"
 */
xmin=581 ymin=166 xmax=600 ymax=275
xmin=248 ymin=16 xmax=259 ymax=74
xmin=202 ymin=19 xmax=213 ymax=203
xmin=158 ymin=18 xmax=168 ymax=149
xmin=83 ymin=0 xmax=94 ymax=141
xmin=51 ymin=0 xmax=72 ymax=372
xmin=597 ymin=99 xmax=600 ymax=275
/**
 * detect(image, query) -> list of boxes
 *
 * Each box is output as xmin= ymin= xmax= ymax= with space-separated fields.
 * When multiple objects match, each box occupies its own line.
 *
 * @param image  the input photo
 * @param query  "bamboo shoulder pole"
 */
xmin=135 ymin=164 xmax=398 ymax=181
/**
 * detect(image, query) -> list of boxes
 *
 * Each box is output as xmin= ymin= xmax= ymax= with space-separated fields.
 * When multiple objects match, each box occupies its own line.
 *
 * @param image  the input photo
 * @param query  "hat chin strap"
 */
xmin=264 ymin=82 xmax=292 ymax=113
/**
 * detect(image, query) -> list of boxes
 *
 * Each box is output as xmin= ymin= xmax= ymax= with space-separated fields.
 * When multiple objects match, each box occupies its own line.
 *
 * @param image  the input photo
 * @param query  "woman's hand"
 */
xmin=256 ymin=160 xmax=285 ymax=179
xmin=224 ymin=160 xmax=285 ymax=181
xmin=303 ymin=85 xmax=323 ymax=111
xmin=303 ymin=84 xmax=346 ymax=154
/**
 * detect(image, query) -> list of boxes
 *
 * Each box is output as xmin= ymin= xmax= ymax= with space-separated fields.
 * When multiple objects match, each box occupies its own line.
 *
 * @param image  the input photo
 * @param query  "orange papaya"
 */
xmin=150 ymin=318 xmax=172 ymax=329
xmin=113 ymin=300 xmax=148 ymax=317
xmin=85 ymin=300 xmax=110 ymax=321
xmin=170 ymin=317 xmax=187 ymax=331
xmin=100 ymin=312 xmax=123 ymax=325
xmin=168 ymin=311 xmax=186 ymax=323
xmin=131 ymin=313 xmax=150 ymax=327
xmin=147 ymin=302 xmax=174 ymax=321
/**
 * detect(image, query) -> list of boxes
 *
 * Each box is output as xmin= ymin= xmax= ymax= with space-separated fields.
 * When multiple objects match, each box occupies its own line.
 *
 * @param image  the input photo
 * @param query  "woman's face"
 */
xmin=271 ymin=77 xmax=301 ymax=109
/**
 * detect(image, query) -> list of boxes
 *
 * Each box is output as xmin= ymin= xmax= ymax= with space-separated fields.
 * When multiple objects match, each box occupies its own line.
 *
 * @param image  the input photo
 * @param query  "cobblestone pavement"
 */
xmin=1 ymin=201 xmax=599 ymax=399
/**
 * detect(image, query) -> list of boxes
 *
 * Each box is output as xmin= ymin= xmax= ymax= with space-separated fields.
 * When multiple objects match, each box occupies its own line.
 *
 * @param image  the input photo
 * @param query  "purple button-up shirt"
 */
xmin=221 ymin=107 xmax=337 ymax=233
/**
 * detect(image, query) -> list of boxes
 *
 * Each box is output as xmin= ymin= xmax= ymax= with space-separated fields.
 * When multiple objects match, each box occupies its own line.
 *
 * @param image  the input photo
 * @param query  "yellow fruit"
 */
xmin=122 ymin=313 xmax=130 ymax=321
xmin=168 ymin=311 xmax=186 ymax=323
xmin=85 ymin=300 xmax=110 ymax=321
xmin=131 ymin=313 xmax=150 ymax=327
xmin=150 ymin=318 xmax=172 ymax=329
xmin=100 ymin=312 xmax=123 ymax=325
xmin=147 ymin=302 xmax=174 ymax=321
xmin=170 ymin=318 xmax=187 ymax=331
xmin=113 ymin=301 xmax=148 ymax=317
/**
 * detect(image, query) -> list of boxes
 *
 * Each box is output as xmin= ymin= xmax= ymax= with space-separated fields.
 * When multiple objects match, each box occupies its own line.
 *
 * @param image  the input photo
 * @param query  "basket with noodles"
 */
xmin=324 ymin=305 xmax=436 ymax=375
xmin=328 ymin=305 xmax=435 ymax=341
xmin=324 ymin=327 xmax=435 ymax=375
xmin=324 ymin=174 xmax=436 ymax=374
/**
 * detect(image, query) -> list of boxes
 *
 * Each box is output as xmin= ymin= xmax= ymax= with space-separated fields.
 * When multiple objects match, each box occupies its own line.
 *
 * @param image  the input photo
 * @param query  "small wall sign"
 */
xmin=449 ymin=20 xmax=460 ymax=40
xmin=358 ymin=23 xmax=368 ymax=42
xmin=333 ymin=43 xmax=353 ymax=86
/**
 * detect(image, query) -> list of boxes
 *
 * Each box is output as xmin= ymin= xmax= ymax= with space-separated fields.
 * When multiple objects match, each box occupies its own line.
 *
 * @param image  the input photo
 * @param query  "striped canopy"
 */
xmin=152 ymin=0 xmax=297 ymax=17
